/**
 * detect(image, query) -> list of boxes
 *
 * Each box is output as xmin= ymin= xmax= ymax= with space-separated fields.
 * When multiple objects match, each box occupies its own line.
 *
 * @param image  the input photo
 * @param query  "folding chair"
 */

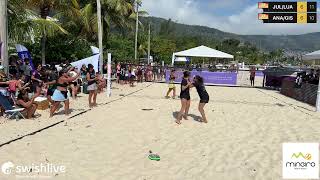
xmin=0 ymin=94 xmax=25 ymax=120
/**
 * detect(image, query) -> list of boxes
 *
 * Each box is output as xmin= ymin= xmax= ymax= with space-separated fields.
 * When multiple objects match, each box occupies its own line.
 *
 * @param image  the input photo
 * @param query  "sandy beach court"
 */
xmin=0 ymin=83 xmax=319 ymax=180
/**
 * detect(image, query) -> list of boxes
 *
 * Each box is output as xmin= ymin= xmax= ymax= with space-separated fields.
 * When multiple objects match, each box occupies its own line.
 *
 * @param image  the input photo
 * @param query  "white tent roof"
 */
xmin=302 ymin=50 xmax=320 ymax=61
xmin=174 ymin=45 xmax=234 ymax=59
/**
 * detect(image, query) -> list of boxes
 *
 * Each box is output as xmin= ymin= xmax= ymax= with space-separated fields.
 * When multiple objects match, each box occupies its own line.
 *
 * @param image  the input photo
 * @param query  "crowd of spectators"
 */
xmin=115 ymin=62 xmax=166 ymax=85
xmin=296 ymin=69 xmax=320 ymax=87
xmin=0 ymin=58 xmax=171 ymax=119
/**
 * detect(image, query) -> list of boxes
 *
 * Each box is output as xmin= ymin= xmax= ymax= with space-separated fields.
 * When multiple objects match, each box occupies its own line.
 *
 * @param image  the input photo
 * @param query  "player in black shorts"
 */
xmin=176 ymin=71 xmax=191 ymax=125
xmin=190 ymin=75 xmax=209 ymax=123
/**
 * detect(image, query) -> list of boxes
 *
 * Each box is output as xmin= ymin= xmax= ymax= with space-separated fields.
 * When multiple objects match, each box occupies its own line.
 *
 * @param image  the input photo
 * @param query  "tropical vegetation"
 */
xmin=7 ymin=0 xmax=301 ymax=66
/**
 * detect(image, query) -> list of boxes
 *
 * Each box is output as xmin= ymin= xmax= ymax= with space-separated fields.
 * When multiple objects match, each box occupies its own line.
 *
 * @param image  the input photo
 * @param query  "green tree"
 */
xmin=25 ymin=0 xmax=69 ymax=65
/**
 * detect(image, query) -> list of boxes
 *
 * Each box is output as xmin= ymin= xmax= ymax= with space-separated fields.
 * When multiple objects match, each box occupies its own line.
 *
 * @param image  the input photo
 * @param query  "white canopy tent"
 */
xmin=171 ymin=45 xmax=234 ymax=65
xmin=302 ymin=50 xmax=320 ymax=64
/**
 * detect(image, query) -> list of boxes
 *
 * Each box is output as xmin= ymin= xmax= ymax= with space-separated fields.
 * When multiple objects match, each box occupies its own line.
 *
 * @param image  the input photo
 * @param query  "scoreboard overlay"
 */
xmin=258 ymin=1 xmax=317 ymax=23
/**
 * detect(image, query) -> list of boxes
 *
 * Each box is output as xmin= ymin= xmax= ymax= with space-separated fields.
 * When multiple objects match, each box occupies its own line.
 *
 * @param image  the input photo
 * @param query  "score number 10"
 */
xmin=297 ymin=13 xmax=317 ymax=23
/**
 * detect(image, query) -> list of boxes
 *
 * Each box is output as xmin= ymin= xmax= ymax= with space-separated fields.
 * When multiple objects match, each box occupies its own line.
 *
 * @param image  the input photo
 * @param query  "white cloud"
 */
xmin=142 ymin=0 xmax=320 ymax=35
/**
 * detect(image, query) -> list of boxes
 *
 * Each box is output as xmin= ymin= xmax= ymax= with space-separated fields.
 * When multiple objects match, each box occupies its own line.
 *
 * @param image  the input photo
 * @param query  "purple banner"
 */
xmin=166 ymin=70 xmax=237 ymax=85
xmin=255 ymin=71 xmax=264 ymax=77
xmin=17 ymin=51 xmax=35 ymax=71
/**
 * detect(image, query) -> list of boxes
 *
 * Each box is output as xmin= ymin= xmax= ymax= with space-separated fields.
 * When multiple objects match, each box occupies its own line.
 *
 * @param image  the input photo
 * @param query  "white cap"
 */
xmin=0 ymin=66 xmax=4 ymax=70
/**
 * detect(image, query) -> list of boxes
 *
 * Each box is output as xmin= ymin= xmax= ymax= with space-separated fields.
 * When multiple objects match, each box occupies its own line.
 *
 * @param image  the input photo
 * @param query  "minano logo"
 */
xmin=291 ymin=152 xmax=312 ymax=160
xmin=286 ymin=152 xmax=316 ymax=169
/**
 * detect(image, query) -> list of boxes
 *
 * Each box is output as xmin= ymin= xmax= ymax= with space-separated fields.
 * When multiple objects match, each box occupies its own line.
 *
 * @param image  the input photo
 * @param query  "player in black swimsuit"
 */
xmin=190 ymin=75 xmax=209 ymax=123
xmin=50 ymin=67 xmax=80 ymax=117
xmin=176 ymin=71 xmax=191 ymax=125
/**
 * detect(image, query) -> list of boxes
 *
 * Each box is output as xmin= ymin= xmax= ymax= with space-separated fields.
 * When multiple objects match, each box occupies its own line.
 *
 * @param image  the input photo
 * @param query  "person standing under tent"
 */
xmin=249 ymin=66 xmax=256 ymax=87
xmin=87 ymin=64 xmax=98 ymax=108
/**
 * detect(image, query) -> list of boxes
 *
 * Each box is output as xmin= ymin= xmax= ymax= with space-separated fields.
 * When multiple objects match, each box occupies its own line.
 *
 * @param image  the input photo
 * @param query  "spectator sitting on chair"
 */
xmin=16 ymin=90 xmax=39 ymax=119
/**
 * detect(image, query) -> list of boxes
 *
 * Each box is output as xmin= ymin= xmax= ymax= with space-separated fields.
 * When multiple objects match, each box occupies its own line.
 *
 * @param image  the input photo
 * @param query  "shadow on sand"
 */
xmin=172 ymin=111 xmax=202 ymax=123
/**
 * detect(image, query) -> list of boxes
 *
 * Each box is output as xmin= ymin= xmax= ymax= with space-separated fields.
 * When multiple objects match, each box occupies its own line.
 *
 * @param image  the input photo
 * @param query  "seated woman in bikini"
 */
xmin=50 ymin=67 xmax=80 ymax=117
xmin=16 ymin=90 xmax=40 ymax=119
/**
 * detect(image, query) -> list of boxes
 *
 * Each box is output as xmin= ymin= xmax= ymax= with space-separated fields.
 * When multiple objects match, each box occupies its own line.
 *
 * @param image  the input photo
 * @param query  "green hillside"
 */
xmin=142 ymin=16 xmax=320 ymax=52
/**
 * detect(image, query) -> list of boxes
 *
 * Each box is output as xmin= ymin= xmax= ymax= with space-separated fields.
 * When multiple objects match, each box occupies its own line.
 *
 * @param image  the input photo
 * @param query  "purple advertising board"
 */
xmin=255 ymin=71 xmax=264 ymax=77
xmin=166 ymin=70 xmax=237 ymax=85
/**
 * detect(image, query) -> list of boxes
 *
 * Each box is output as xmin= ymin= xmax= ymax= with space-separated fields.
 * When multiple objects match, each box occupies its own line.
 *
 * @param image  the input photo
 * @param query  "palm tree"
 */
xmin=56 ymin=1 xmax=98 ymax=42
xmin=25 ymin=0 xmax=68 ymax=65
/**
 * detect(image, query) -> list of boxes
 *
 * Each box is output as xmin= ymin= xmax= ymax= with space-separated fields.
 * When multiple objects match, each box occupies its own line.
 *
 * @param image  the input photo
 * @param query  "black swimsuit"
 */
xmin=180 ymin=79 xmax=190 ymax=100
xmin=56 ymin=82 xmax=69 ymax=99
xmin=87 ymin=71 xmax=96 ymax=86
xmin=193 ymin=82 xmax=209 ymax=103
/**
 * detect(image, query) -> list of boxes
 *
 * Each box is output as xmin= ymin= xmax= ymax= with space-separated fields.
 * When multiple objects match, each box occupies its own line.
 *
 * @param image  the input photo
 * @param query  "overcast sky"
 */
xmin=141 ymin=0 xmax=320 ymax=35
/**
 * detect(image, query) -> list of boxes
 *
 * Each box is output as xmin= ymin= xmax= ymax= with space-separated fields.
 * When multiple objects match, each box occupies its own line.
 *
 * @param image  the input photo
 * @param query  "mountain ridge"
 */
xmin=142 ymin=16 xmax=320 ymax=52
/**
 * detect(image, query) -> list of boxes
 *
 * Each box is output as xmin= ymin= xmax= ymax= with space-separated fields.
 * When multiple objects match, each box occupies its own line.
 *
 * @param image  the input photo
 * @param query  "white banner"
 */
xmin=71 ymin=54 xmax=100 ymax=72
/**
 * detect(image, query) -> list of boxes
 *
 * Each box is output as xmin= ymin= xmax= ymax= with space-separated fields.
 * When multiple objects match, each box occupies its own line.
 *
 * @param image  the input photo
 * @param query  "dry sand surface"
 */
xmin=0 ymin=82 xmax=319 ymax=180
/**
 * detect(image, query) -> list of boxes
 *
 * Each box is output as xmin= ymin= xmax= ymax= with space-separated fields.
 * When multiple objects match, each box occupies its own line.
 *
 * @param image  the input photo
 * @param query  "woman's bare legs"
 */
xmin=24 ymin=104 xmax=38 ymax=119
xmin=64 ymin=99 xmax=70 ymax=115
xmin=50 ymin=102 xmax=60 ymax=117
xmin=176 ymin=99 xmax=187 ymax=124
xmin=183 ymin=100 xmax=191 ymax=120
xmin=198 ymin=103 xmax=208 ymax=123
xmin=172 ymin=88 xmax=176 ymax=98
xmin=93 ymin=90 xmax=98 ymax=106
xmin=47 ymin=96 xmax=54 ymax=105
xmin=88 ymin=91 xmax=93 ymax=107
xmin=166 ymin=88 xmax=172 ymax=98
xmin=70 ymin=84 xmax=77 ymax=99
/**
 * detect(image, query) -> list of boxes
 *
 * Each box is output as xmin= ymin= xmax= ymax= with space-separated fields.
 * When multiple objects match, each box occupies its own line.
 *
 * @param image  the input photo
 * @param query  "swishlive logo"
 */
xmin=1 ymin=161 xmax=66 ymax=178
xmin=283 ymin=143 xmax=319 ymax=179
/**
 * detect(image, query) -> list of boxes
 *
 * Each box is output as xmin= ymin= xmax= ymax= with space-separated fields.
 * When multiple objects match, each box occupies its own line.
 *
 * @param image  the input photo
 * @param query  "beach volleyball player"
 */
xmin=87 ymin=64 xmax=98 ymax=108
xmin=190 ymin=75 xmax=209 ymax=123
xmin=165 ymin=69 xmax=176 ymax=99
xmin=176 ymin=71 xmax=191 ymax=125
